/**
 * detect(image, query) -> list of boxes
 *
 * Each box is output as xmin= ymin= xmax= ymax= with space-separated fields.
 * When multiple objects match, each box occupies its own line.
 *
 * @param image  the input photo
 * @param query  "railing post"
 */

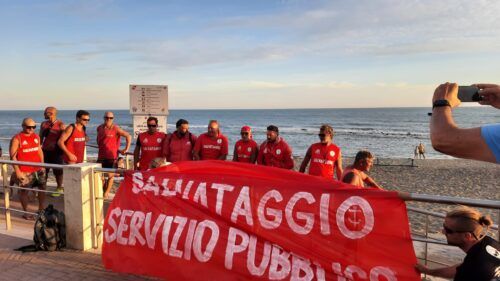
xmin=125 ymin=154 xmax=130 ymax=170
xmin=1 ymin=163 xmax=11 ymax=230
xmin=63 ymin=162 xmax=100 ymax=250
xmin=90 ymin=166 xmax=103 ymax=249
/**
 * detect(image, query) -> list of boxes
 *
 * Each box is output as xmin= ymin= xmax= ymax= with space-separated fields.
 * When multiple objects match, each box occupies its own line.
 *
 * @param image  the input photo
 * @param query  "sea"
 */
xmin=0 ymin=107 xmax=498 ymax=159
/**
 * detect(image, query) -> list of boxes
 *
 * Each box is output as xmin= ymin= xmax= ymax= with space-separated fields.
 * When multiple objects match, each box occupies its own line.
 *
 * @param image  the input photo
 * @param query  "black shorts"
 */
xmin=98 ymin=159 xmax=116 ymax=169
xmin=43 ymin=150 xmax=64 ymax=175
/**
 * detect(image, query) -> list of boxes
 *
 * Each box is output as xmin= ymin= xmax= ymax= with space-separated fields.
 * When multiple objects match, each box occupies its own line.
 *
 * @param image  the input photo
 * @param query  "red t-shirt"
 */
xmin=40 ymin=119 xmax=64 ymax=152
xmin=163 ymin=132 xmax=197 ymax=162
xmin=234 ymin=139 xmax=258 ymax=163
xmin=308 ymin=142 xmax=341 ymax=179
xmin=63 ymin=124 xmax=87 ymax=163
xmin=14 ymin=132 xmax=42 ymax=173
xmin=193 ymin=133 xmax=229 ymax=160
xmin=97 ymin=124 xmax=121 ymax=160
xmin=257 ymin=137 xmax=294 ymax=169
xmin=138 ymin=131 xmax=166 ymax=170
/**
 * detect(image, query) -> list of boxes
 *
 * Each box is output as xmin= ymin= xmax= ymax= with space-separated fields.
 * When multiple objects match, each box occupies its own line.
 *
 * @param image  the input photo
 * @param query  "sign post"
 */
xmin=129 ymin=85 xmax=169 ymax=138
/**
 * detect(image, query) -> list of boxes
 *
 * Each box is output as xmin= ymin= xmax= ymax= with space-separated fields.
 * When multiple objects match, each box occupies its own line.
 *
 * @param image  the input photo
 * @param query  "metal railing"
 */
xmin=0 ymin=160 xmax=65 ymax=230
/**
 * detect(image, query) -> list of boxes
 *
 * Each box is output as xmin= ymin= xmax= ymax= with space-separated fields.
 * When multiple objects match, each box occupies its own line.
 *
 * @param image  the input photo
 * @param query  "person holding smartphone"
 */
xmin=430 ymin=83 xmax=500 ymax=164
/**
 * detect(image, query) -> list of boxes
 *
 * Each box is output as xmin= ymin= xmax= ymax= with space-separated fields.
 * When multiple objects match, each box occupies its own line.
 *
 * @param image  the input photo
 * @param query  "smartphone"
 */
xmin=458 ymin=86 xmax=482 ymax=102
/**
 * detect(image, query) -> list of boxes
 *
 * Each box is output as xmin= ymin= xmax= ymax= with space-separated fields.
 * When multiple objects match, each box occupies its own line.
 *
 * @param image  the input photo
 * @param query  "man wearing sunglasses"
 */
xmin=134 ymin=116 xmax=166 ymax=170
xmin=416 ymin=206 xmax=499 ymax=280
xmin=163 ymin=119 xmax=197 ymax=162
xmin=299 ymin=124 xmax=343 ymax=180
xmin=233 ymin=126 xmax=258 ymax=164
xmin=58 ymin=110 xmax=90 ymax=166
xmin=257 ymin=125 xmax=294 ymax=169
xmin=193 ymin=120 xmax=229 ymax=161
xmin=97 ymin=111 xmax=131 ymax=198
xmin=10 ymin=118 xmax=46 ymax=219
xmin=39 ymin=106 xmax=65 ymax=195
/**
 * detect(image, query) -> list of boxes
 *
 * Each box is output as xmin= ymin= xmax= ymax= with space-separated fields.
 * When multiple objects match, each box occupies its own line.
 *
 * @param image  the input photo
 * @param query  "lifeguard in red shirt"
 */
xmin=39 ymin=106 xmax=65 ymax=193
xmin=58 ymin=110 xmax=90 ymax=165
xmin=233 ymin=125 xmax=258 ymax=164
xmin=163 ymin=119 xmax=197 ymax=162
xmin=193 ymin=120 xmax=228 ymax=160
xmin=299 ymin=124 xmax=343 ymax=180
xmin=134 ymin=117 xmax=166 ymax=170
xmin=257 ymin=125 xmax=294 ymax=169
xmin=10 ymin=118 xmax=46 ymax=218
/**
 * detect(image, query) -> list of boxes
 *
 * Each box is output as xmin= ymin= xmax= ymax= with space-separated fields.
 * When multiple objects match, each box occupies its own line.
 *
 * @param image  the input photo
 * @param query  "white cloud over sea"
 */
xmin=0 ymin=0 xmax=500 ymax=109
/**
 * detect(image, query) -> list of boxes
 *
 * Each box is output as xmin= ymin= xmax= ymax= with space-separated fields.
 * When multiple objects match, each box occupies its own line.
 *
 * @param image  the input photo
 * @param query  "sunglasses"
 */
xmin=104 ymin=117 xmax=114 ymax=120
xmin=81 ymin=118 xmax=90 ymax=122
xmin=241 ymin=132 xmax=249 ymax=135
xmin=24 ymin=125 xmax=36 ymax=129
xmin=318 ymin=133 xmax=326 ymax=137
xmin=443 ymin=224 xmax=472 ymax=235
xmin=147 ymin=124 xmax=157 ymax=128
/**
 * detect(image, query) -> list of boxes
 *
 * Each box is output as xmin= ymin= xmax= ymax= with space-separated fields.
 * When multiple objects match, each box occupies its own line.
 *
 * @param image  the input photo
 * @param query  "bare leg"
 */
xmin=103 ymin=173 xmax=114 ymax=198
xmin=19 ymin=190 xmax=29 ymax=212
xmin=38 ymin=185 xmax=46 ymax=211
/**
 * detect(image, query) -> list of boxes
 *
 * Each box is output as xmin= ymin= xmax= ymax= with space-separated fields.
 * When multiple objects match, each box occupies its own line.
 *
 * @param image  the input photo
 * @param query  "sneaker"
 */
xmin=51 ymin=187 xmax=64 ymax=197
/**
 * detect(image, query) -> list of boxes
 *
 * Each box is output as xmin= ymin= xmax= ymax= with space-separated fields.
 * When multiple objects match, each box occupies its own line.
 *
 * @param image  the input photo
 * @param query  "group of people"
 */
xmin=5 ymin=82 xmax=499 ymax=280
xmin=135 ymin=118 xmax=382 ymax=188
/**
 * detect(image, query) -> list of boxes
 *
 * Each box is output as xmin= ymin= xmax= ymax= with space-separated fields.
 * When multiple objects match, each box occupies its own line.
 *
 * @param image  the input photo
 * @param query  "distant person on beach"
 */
xmin=413 ymin=146 xmax=419 ymax=159
xmin=39 ymin=107 xmax=65 ymax=195
xmin=416 ymin=206 xmax=499 ymax=280
xmin=134 ymin=117 xmax=166 ymax=171
xmin=10 ymin=118 xmax=46 ymax=219
xmin=299 ymin=124 xmax=343 ymax=180
xmin=257 ymin=125 xmax=294 ymax=169
xmin=233 ymin=126 xmax=258 ymax=164
xmin=193 ymin=120 xmax=229 ymax=160
xmin=431 ymin=82 xmax=500 ymax=164
xmin=96 ymin=111 xmax=131 ymax=198
xmin=163 ymin=119 xmax=197 ymax=162
xmin=417 ymin=142 xmax=426 ymax=159
xmin=341 ymin=150 xmax=383 ymax=189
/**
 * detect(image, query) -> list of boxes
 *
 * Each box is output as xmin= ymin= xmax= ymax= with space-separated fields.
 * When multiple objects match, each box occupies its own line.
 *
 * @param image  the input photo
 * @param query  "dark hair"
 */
xmin=176 ymin=119 xmax=189 ymax=128
xmin=267 ymin=125 xmax=279 ymax=134
xmin=354 ymin=150 xmax=373 ymax=164
xmin=320 ymin=124 xmax=334 ymax=136
xmin=76 ymin=110 xmax=90 ymax=118
xmin=147 ymin=117 xmax=158 ymax=124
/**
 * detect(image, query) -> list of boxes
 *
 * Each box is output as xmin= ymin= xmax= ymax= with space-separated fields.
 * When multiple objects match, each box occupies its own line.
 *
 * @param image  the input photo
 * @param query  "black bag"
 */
xmin=16 ymin=204 xmax=66 ymax=252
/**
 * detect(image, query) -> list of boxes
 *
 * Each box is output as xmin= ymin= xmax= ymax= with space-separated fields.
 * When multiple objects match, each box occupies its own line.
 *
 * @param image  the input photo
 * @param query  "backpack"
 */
xmin=16 ymin=204 xmax=66 ymax=252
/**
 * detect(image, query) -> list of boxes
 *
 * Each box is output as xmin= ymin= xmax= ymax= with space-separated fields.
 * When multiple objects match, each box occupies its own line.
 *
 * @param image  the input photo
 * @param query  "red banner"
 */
xmin=102 ymin=161 xmax=419 ymax=280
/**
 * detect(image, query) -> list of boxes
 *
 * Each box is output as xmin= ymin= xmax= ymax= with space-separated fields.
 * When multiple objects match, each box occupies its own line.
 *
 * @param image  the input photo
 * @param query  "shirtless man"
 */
xmin=341 ymin=150 xmax=383 ymax=189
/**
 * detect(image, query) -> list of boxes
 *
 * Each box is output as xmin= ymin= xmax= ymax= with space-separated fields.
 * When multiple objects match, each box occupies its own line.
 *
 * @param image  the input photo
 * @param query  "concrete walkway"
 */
xmin=0 ymin=191 xmax=156 ymax=281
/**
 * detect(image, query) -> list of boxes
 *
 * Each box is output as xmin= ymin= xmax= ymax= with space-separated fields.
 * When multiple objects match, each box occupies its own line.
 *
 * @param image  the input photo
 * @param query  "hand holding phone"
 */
xmin=458 ymin=86 xmax=482 ymax=102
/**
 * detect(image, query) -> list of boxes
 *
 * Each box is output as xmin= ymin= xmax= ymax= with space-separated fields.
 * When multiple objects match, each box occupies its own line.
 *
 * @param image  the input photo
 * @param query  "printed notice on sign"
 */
xmin=130 ymin=85 xmax=168 ymax=115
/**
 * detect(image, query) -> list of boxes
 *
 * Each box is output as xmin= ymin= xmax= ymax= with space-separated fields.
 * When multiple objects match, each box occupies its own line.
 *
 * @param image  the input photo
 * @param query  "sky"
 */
xmin=1 ymin=0 xmax=500 ymax=110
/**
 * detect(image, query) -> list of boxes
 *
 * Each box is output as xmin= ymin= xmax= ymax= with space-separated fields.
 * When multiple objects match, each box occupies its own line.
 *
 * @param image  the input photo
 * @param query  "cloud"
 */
xmin=47 ymin=0 xmax=500 ymax=69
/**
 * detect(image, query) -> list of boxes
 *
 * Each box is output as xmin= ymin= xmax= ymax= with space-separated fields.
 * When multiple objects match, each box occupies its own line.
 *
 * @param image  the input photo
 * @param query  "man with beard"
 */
xmin=416 ymin=206 xmax=499 ymax=281
xmin=193 ymin=120 xmax=228 ymax=160
xmin=233 ymin=126 xmax=258 ymax=164
xmin=39 ymin=106 xmax=65 ymax=195
xmin=163 ymin=119 xmax=197 ymax=162
xmin=134 ymin=117 xmax=166 ymax=170
xmin=299 ymin=124 xmax=343 ymax=180
xmin=257 ymin=125 xmax=294 ymax=169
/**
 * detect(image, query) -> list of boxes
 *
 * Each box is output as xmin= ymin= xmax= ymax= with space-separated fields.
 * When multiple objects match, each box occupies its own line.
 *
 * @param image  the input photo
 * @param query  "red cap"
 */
xmin=241 ymin=126 xmax=251 ymax=133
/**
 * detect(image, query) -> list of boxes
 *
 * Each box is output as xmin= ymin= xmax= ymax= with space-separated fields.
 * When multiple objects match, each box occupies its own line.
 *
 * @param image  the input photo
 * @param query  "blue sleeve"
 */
xmin=481 ymin=124 xmax=500 ymax=163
